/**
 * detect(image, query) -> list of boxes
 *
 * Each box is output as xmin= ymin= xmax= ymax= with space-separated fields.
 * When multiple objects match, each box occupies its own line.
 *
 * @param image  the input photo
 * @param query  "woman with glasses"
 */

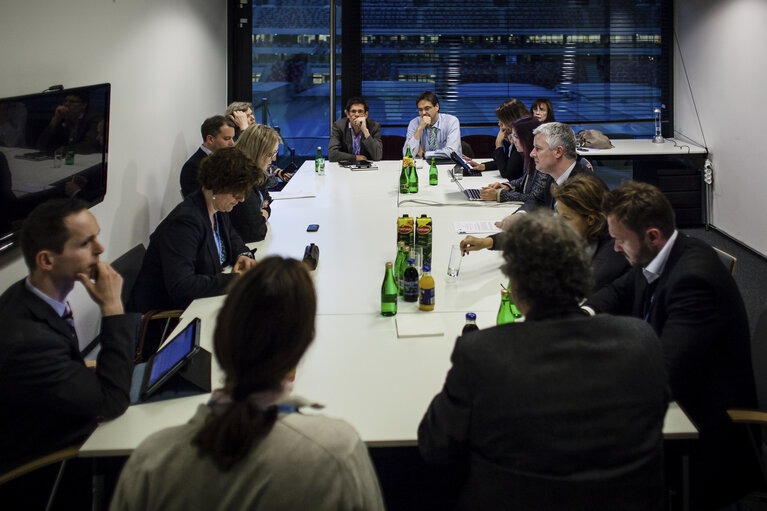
xmin=129 ymin=147 xmax=258 ymax=314
xmin=229 ymin=124 xmax=282 ymax=243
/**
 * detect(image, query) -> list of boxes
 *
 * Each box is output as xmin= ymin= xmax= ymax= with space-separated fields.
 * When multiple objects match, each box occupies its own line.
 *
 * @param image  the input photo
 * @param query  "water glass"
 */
xmin=447 ymin=244 xmax=462 ymax=277
xmin=412 ymin=246 xmax=423 ymax=275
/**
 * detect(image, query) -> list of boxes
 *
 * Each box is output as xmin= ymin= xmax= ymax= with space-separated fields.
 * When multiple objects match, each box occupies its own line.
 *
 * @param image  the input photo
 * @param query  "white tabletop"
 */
xmin=80 ymin=158 xmax=697 ymax=456
xmin=576 ymin=138 xmax=706 ymax=158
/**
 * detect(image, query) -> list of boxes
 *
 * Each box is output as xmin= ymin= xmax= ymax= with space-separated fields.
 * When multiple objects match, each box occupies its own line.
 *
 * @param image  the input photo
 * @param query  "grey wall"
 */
xmin=675 ymin=0 xmax=767 ymax=255
xmin=0 ymin=0 xmax=228 ymax=343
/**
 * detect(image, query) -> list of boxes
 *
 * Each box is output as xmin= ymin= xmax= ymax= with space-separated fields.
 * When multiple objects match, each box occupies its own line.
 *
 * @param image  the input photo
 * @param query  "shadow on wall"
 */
xmin=163 ymin=131 xmax=191 ymax=218
xmin=109 ymin=160 xmax=149 ymax=261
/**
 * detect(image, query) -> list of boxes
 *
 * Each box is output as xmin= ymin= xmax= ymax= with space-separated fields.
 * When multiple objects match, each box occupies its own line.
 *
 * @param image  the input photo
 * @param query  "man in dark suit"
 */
xmin=179 ymin=115 xmax=235 ymax=198
xmin=0 ymin=198 xmax=139 ymax=473
xmin=586 ymin=181 xmax=761 ymax=509
xmin=420 ymin=210 xmax=669 ymax=510
xmin=328 ymin=97 xmax=382 ymax=162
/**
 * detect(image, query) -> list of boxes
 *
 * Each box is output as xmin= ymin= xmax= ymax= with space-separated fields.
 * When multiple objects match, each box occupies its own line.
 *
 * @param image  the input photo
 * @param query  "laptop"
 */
xmin=139 ymin=318 xmax=202 ymax=401
xmin=450 ymin=151 xmax=483 ymax=177
xmin=450 ymin=168 xmax=483 ymax=201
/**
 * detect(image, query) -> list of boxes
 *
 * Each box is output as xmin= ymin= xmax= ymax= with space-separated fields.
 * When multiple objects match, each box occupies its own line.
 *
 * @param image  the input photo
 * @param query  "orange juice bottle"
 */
xmin=419 ymin=265 xmax=435 ymax=311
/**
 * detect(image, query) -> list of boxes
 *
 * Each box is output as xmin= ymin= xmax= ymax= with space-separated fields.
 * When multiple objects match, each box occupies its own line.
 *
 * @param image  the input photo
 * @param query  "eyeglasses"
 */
xmin=348 ymin=109 xmax=366 ymax=114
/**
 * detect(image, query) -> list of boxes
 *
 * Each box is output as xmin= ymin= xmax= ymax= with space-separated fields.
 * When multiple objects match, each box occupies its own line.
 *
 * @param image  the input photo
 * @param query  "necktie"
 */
xmin=429 ymin=127 xmax=437 ymax=151
xmin=642 ymin=280 xmax=658 ymax=321
xmin=62 ymin=303 xmax=78 ymax=340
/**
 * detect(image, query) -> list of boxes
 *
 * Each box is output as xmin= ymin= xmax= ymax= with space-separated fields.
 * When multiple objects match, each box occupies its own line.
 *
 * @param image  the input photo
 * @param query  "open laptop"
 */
xmin=450 ymin=167 xmax=483 ymax=201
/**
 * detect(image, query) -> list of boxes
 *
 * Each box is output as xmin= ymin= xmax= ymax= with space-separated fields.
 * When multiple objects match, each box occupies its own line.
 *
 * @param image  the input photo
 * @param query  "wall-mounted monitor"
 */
xmin=0 ymin=83 xmax=110 ymax=255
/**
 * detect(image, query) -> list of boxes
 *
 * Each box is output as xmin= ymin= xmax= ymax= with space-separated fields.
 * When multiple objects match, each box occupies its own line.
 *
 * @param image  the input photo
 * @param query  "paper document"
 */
xmin=395 ymin=315 xmax=445 ymax=339
xmin=271 ymin=190 xmax=316 ymax=200
xmin=453 ymin=221 xmax=502 ymax=234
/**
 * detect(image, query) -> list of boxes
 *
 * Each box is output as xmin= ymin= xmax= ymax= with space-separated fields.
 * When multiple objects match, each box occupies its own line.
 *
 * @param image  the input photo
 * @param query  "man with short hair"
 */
xmin=586 ymin=181 xmax=761 ymax=509
xmin=36 ymin=91 xmax=102 ymax=154
xmin=225 ymin=101 xmax=256 ymax=139
xmin=179 ymin=115 xmax=235 ymax=198
xmin=0 ymin=198 xmax=139 ymax=472
xmin=420 ymin=210 xmax=669 ymax=509
xmin=403 ymin=91 xmax=461 ymax=160
xmin=328 ymin=97 xmax=382 ymax=162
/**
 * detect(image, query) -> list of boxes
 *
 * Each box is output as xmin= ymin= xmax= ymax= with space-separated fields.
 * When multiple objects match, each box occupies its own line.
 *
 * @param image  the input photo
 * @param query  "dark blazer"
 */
xmin=328 ymin=118 xmax=383 ymax=162
xmin=229 ymin=183 xmax=271 ymax=243
xmin=518 ymin=159 xmax=592 ymax=213
xmin=0 ymin=280 xmax=139 ymax=472
xmin=587 ymin=234 xmax=761 ymax=508
xmin=482 ymin=142 xmax=524 ymax=181
xmin=128 ymin=190 xmax=248 ymax=313
xmin=179 ymin=148 xmax=207 ymax=198
xmin=592 ymin=235 xmax=630 ymax=292
xmin=419 ymin=309 xmax=668 ymax=510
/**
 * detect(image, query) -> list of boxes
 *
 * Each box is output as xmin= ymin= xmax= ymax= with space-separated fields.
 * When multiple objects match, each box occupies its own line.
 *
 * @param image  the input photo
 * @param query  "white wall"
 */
xmin=0 ymin=0 xmax=228 ymax=342
xmin=675 ymin=0 xmax=767 ymax=254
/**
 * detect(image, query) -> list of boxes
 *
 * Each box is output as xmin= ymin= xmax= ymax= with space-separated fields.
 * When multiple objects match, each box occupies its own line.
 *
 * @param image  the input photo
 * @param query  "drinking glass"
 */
xmin=447 ymin=244 xmax=462 ymax=277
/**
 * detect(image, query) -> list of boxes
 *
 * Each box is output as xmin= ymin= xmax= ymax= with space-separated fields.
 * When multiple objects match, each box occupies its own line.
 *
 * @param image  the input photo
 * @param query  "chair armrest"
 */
xmin=727 ymin=409 xmax=767 ymax=424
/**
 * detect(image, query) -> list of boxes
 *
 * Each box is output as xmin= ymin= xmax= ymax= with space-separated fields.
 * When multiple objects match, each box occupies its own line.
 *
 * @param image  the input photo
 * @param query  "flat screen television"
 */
xmin=0 ymin=83 xmax=110 ymax=255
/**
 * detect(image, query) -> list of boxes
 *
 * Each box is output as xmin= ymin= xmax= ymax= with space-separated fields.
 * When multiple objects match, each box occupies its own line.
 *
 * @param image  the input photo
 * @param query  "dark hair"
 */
xmin=511 ymin=115 xmax=541 ymax=177
xmin=551 ymin=174 xmax=610 ymax=243
xmin=344 ymin=96 xmax=369 ymax=112
xmin=197 ymin=147 xmax=259 ymax=196
xmin=531 ymin=98 xmax=555 ymax=122
xmin=501 ymin=210 xmax=593 ymax=311
xmin=200 ymin=115 xmax=235 ymax=143
xmin=192 ymin=257 xmax=316 ymax=470
xmin=416 ymin=91 xmax=439 ymax=107
xmin=20 ymin=198 xmax=89 ymax=270
xmin=495 ymin=98 xmax=530 ymax=126
xmin=64 ymin=90 xmax=89 ymax=105
xmin=602 ymin=181 xmax=676 ymax=239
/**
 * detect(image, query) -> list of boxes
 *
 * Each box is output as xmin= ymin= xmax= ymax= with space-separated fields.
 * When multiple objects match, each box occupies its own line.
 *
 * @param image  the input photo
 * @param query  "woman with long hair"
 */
xmin=479 ymin=115 xmax=550 ymax=204
xmin=464 ymin=98 xmax=529 ymax=180
xmin=114 ymin=257 xmax=384 ymax=510
xmin=229 ymin=123 xmax=282 ymax=242
xmin=530 ymin=98 xmax=555 ymax=123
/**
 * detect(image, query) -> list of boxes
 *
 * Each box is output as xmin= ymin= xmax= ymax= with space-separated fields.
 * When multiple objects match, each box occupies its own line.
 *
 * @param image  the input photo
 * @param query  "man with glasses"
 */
xmin=328 ymin=97 xmax=382 ymax=162
xmin=403 ymin=91 xmax=461 ymax=160
xmin=36 ymin=91 xmax=102 ymax=154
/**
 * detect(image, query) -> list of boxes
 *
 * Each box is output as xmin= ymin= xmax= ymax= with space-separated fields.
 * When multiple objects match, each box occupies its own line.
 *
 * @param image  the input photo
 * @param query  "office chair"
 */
xmin=0 ymin=445 xmax=81 ymax=511
xmin=461 ymin=135 xmax=495 ymax=158
xmin=381 ymin=135 xmax=406 ymax=160
xmin=713 ymin=246 xmax=737 ymax=276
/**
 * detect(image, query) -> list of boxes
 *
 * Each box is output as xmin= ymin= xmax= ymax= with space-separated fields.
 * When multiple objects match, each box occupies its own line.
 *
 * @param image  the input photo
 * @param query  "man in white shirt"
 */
xmin=403 ymin=91 xmax=461 ymax=160
xmin=586 ymin=181 xmax=761 ymax=510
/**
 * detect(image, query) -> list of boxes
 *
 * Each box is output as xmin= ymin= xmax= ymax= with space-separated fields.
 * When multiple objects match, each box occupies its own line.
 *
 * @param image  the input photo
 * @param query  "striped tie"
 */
xmin=429 ymin=127 xmax=437 ymax=151
xmin=62 ymin=304 xmax=78 ymax=340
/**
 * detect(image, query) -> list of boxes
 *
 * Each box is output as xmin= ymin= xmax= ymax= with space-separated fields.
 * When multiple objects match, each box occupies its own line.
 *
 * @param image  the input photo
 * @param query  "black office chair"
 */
xmin=0 ymin=445 xmax=81 ymax=511
xmin=713 ymin=246 xmax=737 ymax=276
xmin=381 ymin=135 xmax=406 ymax=160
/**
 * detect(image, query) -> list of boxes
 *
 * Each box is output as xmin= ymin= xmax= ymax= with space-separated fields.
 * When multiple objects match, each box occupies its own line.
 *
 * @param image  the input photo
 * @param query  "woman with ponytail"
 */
xmin=111 ymin=257 xmax=384 ymax=511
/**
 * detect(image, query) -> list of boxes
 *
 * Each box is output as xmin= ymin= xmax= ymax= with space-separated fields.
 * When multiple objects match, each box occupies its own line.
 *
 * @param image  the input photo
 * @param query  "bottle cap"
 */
xmin=385 ymin=262 xmax=392 ymax=268
xmin=466 ymin=312 xmax=477 ymax=321
xmin=501 ymin=289 xmax=509 ymax=297
xmin=422 ymin=265 xmax=431 ymax=272
xmin=407 ymin=258 xmax=415 ymax=264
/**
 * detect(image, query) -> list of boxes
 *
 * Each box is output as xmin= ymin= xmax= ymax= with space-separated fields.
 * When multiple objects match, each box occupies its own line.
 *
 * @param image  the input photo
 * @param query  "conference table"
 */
xmin=81 ymin=159 xmax=697 ymax=457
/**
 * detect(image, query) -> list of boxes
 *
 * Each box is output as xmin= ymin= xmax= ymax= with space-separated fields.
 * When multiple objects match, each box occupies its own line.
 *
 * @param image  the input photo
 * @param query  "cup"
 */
xmin=53 ymin=150 xmax=63 ymax=168
xmin=447 ymin=244 xmax=462 ymax=277
xmin=412 ymin=246 xmax=423 ymax=275
xmin=318 ymin=159 xmax=325 ymax=176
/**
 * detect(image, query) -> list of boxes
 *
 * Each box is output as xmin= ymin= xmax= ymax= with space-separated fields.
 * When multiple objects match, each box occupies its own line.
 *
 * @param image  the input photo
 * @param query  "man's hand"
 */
xmin=479 ymin=187 xmax=498 ymax=201
xmin=228 ymin=111 xmax=250 ymax=131
xmin=355 ymin=154 xmax=367 ymax=161
xmin=460 ymin=235 xmax=493 ymax=255
xmin=76 ymin=261 xmax=124 ymax=317
xmin=50 ymin=105 xmax=68 ymax=126
xmin=352 ymin=116 xmax=369 ymax=135
xmin=419 ymin=115 xmax=432 ymax=129
xmin=233 ymin=255 xmax=257 ymax=274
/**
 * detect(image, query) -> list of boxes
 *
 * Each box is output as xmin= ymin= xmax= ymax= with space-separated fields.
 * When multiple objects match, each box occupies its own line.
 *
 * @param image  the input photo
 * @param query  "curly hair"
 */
xmin=551 ymin=174 xmax=610 ymax=243
xmin=602 ymin=180 xmax=675 ymax=239
xmin=501 ymin=210 xmax=593 ymax=311
xmin=197 ymin=147 xmax=258 ymax=196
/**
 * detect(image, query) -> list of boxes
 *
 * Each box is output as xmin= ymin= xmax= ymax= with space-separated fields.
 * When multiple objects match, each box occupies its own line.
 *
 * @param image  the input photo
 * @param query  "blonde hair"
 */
xmin=236 ymin=124 xmax=282 ymax=185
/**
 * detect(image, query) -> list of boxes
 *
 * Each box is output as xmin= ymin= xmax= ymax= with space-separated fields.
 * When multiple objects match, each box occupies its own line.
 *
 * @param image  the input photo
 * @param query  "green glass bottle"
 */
xmin=397 ymin=245 xmax=410 ymax=296
xmin=497 ymin=289 xmax=515 ymax=325
xmin=381 ymin=262 xmax=398 ymax=316
xmin=429 ymin=157 xmax=438 ymax=185
xmin=400 ymin=147 xmax=412 ymax=194
xmin=506 ymin=281 xmax=523 ymax=319
xmin=314 ymin=146 xmax=323 ymax=173
xmin=408 ymin=164 xmax=419 ymax=193
xmin=394 ymin=241 xmax=405 ymax=294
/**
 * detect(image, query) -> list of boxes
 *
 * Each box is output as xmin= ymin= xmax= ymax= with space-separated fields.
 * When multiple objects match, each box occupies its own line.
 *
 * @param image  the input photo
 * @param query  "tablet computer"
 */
xmin=140 ymin=318 xmax=201 ymax=401
xmin=450 ymin=152 xmax=482 ymax=177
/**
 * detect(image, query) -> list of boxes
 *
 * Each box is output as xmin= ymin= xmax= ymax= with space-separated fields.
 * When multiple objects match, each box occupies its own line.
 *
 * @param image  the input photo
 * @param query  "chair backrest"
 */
xmin=752 ymin=308 xmax=767 ymax=411
xmin=381 ymin=135 xmax=406 ymax=161
xmin=713 ymin=246 xmax=737 ymax=276
xmin=461 ymin=135 xmax=496 ymax=158
xmin=111 ymin=244 xmax=146 ymax=307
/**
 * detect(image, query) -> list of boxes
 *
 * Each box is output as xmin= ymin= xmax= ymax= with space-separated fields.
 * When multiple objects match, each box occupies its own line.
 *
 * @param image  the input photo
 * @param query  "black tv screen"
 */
xmin=0 ymin=83 xmax=110 ymax=254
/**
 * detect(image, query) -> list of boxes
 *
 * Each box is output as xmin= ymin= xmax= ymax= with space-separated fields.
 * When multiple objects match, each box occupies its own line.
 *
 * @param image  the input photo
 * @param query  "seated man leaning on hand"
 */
xmin=419 ymin=210 xmax=668 ymax=510
xmin=0 ymin=198 xmax=139 ymax=473
xmin=328 ymin=96 xmax=382 ymax=162
xmin=403 ymin=91 xmax=461 ymax=160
